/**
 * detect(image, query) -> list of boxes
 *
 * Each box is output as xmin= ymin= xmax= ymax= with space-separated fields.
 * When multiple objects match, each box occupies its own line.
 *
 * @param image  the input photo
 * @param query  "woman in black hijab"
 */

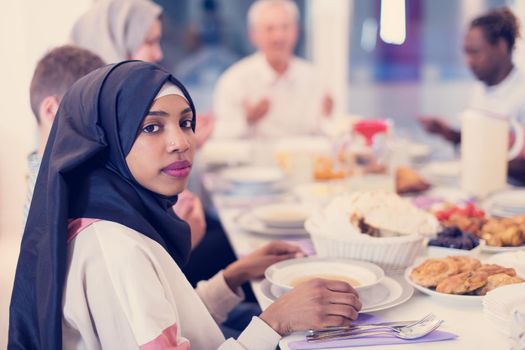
xmin=9 ymin=61 xmax=361 ymax=350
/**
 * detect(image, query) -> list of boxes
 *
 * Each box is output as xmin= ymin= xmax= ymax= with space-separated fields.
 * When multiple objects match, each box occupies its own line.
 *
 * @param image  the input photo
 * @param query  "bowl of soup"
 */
xmin=265 ymin=257 xmax=384 ymax=297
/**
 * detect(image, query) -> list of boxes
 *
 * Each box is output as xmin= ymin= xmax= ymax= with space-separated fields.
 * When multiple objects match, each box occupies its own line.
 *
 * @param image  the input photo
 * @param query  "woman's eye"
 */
xmin=181 ymin=119 xmax=193 ymax=129
xmin=142 ymin=124 xmax=160 ymax=133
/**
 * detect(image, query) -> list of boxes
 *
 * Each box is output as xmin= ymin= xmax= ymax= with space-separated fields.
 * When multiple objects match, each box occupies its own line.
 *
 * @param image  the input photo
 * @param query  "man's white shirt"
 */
xmin=468 ymin=67 xmax=525 ymax=124
xmin=213 ymin=52 xmax=328 ymax=139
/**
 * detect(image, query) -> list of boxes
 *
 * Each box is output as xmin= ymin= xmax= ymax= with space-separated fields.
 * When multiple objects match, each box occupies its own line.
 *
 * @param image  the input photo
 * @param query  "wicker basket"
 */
xmin=305 ymin=215 xmax=425 ymax=273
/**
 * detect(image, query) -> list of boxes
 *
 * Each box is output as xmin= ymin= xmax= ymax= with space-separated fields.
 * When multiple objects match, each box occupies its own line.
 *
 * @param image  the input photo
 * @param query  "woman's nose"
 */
xmin=166 ymin=133 xmax=190 ymax=153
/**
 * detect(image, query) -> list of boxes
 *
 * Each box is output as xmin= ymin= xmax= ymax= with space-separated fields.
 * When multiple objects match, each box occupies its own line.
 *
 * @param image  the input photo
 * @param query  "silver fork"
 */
xmin=307 ymin=317 xmax=444 ymax=343
xmin=307 ymin=313 xmax=436 ymax=341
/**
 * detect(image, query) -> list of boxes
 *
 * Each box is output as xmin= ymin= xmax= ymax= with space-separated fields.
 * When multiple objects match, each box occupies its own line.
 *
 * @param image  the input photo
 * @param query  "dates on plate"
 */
xmin=428 ymin=226 xmax=480 ymax=250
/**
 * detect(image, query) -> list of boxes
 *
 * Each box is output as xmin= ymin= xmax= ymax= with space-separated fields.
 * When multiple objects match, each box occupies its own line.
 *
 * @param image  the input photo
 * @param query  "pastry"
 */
xmin=476 ymin=264 xmax=516 ymax=277
xmin=448 ymin=256 xmax=481 ymax=273
xmin=410 ymin=258 xmax=459 ymax=287
xmin=476 ymin=273 xmax=524 ymax=295
xmin=436 ymin=270 xmax=488 ymax=294
xmin=395 ymin=166 xmax=431 ymax=194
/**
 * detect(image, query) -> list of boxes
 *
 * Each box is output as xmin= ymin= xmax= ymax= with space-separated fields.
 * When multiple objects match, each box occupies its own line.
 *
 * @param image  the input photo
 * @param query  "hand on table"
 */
xmin=223 ymin=241 xmax=304 ymax=291
xmin=322 ymin=93 xmax=334 ymax=117
xmin=260 ymin=278 xmax=362 ymax=336
xmin=244 ymin=98 xmax=270 ymax=126
xmin=173 ymin=190 xmax=206 ymax=249
xmin=417 ymin=116 xmax=461 ymax=144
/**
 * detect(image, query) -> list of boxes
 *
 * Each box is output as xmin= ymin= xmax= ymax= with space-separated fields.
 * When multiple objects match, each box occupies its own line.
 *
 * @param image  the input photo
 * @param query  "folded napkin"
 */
xmin=288 ymin=314 xmax=457 ymax=350
xmin=483 ymin=283 xmax=525 ymax=328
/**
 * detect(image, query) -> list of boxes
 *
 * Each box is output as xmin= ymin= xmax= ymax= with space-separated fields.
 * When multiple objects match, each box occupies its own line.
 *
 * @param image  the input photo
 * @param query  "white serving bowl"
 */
xmin=265 ymin=257 xmax=384 ymax=297
xmin=305 ymin=214 xmax=425 ymax=273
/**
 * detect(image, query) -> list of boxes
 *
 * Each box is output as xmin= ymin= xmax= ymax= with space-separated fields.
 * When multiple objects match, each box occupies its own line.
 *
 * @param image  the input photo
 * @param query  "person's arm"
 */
xmin=508 ymin=157 xmax=525 ymax=182
xmin=195 ymin=241 xmax=303 ymax=324
xmin=78 ymin=224 xmax=277 ymax=350
xmin=418 ymin=116 xmax=461 ymax=145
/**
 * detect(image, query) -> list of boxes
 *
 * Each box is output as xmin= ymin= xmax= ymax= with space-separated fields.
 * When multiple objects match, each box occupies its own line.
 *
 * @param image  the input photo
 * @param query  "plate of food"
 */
xmin=426 ymin=226 xmax=482 ymax=257
xmin=405 ymin=256 xmax=524 ymax=303
xmin=478 ymin=215 xmax=525 ymax=252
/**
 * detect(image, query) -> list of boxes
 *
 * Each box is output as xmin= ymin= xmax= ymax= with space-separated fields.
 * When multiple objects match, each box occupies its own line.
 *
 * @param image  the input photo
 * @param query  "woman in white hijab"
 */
xmin=71 ymin=0 xmax=163 ymax=63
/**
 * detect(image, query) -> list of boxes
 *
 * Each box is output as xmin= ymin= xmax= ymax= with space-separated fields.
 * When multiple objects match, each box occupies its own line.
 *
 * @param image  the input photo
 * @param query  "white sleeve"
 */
xmin=212 ymin=69 xmax=250 ymax=139
xmin=220 ymin=317 xmax=281 ymax=350
xmin=195 ymin=271 xmax=244 ymax=324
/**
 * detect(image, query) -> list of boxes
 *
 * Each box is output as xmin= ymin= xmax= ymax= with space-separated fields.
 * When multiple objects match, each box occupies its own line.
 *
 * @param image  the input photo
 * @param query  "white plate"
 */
xmin=484 ymin=190 xmax=525 ymax=217
xmin=408 ymin=142 xmax=432 ymax=160
xmin=251 ymin=203 xmax=313 ymax=228
xmin=404 ymin=264 xmax=483 ymax=304
xmin=423 ymin=187 xmax=472 ymax=204
xmin=265 ymin=257 xmax=385 ymax=294
xmin=221 ymin=166 xmax=285 ymax=185
xmin=234 ymin=211 xmax=309 ymax=237
xmin=420 ymin=161 xmax=460 ymax=185
xmin=259 ymin=275 xmax=413 ymax=313
xmin=292 ymin=181 xmax=352 ymax=204
xmin=426 ymin=244 xmax=482 ymax=258
xmin=273 ymin=137 xmax=332 ymax=154
xmin=480 ymin=240 xmax=525 ymax=253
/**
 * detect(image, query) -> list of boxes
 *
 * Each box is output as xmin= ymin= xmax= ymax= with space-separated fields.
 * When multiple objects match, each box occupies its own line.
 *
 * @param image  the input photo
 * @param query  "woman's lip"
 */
xmin=162 ymin=166 xmax=191 ymax=178
xmin=163 ymin=160 xmax=191 ymax=171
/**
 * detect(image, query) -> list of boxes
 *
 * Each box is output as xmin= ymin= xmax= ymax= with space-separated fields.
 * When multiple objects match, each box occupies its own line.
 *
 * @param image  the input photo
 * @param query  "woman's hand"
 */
xmin=223 ymin=241 xmax=304 ymax=291
xmin=260 ymin=278 xmax=362 ymax=336
xmin=417 ymin=116 xmax=461 ymax=144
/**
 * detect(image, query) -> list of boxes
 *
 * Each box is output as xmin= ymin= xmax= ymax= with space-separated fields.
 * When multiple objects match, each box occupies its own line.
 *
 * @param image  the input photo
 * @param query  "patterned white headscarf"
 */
xmin=71 ymin=0 xmax=162 ymax=63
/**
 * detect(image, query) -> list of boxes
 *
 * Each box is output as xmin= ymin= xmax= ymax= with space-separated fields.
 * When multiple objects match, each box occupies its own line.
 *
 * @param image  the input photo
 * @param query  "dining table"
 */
xmin=197 ymin=137 xmax=518 ymax=350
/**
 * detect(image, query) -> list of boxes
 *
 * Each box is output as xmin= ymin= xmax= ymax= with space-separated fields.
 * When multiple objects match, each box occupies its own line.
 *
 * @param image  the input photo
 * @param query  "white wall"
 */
xmin=0 ymin=0 xmax=91 ymax=347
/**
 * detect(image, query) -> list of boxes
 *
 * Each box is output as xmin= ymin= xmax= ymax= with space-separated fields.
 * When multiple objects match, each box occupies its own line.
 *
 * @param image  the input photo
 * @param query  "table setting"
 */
xmin=200 ymin=124 xmax=525 ymax=349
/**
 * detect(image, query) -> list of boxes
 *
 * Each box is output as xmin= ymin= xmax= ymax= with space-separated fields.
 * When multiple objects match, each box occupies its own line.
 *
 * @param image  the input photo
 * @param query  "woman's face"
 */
xmin=131 ymin=19 xmax=163 ymax=63
xmin=126 ymin=94 xmax=195 ymax=196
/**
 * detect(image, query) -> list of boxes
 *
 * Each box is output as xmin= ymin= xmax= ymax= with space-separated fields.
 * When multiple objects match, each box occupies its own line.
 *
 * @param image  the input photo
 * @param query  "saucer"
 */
xmin=234 ymin=211 xmax=309 ymax=237
xmin=260 ymin=275 xmax=413 ymax=313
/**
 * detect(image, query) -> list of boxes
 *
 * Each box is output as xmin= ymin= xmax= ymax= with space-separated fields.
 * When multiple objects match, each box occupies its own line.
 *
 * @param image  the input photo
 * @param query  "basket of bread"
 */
xmin=305 ymin=191 xmax=440 ymax=272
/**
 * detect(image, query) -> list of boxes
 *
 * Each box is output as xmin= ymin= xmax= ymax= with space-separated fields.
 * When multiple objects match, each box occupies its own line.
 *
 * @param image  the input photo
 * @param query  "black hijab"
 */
xmin=8 ymin=61 xmax=196 ymax=349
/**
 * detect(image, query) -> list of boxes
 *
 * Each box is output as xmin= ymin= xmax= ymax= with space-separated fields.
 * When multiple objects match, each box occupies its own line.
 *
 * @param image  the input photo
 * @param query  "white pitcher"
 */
xmin=460 ymin=109 xmax=524 ymax=198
